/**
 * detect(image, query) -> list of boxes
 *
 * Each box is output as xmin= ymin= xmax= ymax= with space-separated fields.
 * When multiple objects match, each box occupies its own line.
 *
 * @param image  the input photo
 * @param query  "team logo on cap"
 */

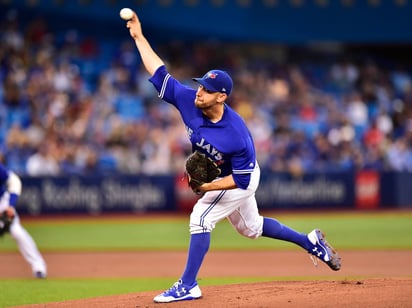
xmin=207 ymin=72 xmax=217 ymax=79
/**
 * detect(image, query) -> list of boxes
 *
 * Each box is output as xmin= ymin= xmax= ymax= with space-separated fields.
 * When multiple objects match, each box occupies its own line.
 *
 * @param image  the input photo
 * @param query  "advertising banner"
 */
xmin=17 ymin=175 xmax=176 ymax=215
xmin=15 ymin=171 xmax=412 ymax=215
xmin=256 ymin=171 xmax=355 ymax=210
xmin=355 ymin=170 xmax=380 ymax=209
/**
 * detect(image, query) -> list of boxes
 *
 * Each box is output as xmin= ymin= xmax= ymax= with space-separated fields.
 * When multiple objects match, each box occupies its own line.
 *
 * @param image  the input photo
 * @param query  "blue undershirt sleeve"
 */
xmin=9 ymin=193 xmax=18 ymax=207
xmin=232 ymin=173 xmax=251 ymax=190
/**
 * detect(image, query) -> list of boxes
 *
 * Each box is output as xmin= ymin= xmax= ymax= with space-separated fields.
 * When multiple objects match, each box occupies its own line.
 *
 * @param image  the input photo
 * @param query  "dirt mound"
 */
xmin=3 ymin=250 xmax=412 ymax=307
xmin=16 ymin=278 xmax=412 ymax=307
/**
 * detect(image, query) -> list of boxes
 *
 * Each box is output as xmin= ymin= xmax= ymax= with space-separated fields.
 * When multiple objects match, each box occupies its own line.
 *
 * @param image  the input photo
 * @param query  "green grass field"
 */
xmin=1 ymin=210 xmax=412 ymax=307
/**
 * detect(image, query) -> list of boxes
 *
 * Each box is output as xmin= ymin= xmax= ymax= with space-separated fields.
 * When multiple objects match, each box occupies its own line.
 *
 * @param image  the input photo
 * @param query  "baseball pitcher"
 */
xmin=124 ymin=9 xmax=341 ymax=303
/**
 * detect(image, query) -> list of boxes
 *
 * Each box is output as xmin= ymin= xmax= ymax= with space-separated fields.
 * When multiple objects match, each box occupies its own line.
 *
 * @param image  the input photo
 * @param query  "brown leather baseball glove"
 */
xmin=185 ymin=151 xmax=221 ymax=194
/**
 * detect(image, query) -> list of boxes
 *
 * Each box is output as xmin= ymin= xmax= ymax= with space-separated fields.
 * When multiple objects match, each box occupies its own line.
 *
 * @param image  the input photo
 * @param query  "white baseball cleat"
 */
xmin=153 ymin=279 xmax=202 ymax=303
xmin=307 ymin=229 xmax=341 ymax=271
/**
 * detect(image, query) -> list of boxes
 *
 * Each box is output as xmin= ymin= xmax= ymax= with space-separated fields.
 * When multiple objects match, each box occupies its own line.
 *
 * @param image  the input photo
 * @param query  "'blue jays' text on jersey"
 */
xmin=149 ymin=65 xmax=256 ymax=189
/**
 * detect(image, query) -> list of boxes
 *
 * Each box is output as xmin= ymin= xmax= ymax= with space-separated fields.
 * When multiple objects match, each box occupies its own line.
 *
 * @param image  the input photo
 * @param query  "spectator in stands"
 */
xmin=387 ymin=137 xmax=412 ymax=172
xmin=3 ymin=124 xmax=32 ymax=175
xmin=26 ymin=142 xmax=60 ymax=176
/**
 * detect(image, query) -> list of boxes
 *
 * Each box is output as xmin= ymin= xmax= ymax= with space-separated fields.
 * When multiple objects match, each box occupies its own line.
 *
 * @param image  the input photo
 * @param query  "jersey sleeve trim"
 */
xmin=159 ymin=73 xmax=171 ymax=99
xmin=233 ymin=169 xmax=254 ymax=174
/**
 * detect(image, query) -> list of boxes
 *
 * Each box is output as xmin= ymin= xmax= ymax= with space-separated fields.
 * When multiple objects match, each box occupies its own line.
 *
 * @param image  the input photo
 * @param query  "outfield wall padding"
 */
xmin=16 ymin=171 xmax=411 ymax=215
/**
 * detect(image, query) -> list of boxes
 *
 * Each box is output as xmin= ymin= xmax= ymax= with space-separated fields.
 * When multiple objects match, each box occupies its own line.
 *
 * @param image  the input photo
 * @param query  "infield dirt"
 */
xmin=2 ymin=250 xmax=412 ymax=307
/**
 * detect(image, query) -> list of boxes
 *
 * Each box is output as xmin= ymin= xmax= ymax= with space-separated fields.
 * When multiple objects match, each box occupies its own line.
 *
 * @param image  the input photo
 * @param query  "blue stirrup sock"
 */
xmin=181 ymin=232 xmax=210 ymax=287
xmin=262 ymin=217 xmax=310 ymax=250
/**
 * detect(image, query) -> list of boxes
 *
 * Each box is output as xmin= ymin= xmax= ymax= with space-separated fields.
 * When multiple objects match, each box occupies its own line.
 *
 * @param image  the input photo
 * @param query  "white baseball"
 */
xmin=120 ymin=8 xmax=133 ymax=21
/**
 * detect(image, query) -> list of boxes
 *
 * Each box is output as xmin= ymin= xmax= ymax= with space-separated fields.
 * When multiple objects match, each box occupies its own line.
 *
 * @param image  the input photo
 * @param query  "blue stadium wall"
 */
xmin=15 ymin=171 xmax=412 ymax=215
xmin=2 ymin=0 xmax=412 ymax=43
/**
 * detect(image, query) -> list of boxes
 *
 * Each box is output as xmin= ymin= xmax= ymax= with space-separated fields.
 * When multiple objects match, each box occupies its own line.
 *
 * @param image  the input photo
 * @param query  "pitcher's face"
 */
xmin=194 ymin=85 xmax=226 ymax=110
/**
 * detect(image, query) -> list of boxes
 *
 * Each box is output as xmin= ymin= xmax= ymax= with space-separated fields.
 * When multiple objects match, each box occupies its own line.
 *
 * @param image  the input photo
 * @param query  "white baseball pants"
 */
xmin=190 ymin=163 xmax=264 ymax=239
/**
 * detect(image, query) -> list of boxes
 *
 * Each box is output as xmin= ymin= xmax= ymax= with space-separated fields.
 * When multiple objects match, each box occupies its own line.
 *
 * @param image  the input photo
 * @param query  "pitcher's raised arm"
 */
xmin=125 ymin=10 xmax=164 ymax=76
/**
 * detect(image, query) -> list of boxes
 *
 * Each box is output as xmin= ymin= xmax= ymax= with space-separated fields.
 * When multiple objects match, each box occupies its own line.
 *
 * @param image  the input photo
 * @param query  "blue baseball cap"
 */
xmin=192 ymin=69 xmax=233 ymax=96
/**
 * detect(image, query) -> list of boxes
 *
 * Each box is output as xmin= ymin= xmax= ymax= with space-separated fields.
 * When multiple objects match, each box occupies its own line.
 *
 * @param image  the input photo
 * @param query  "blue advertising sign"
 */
xmin=17 ymin=175 xmax=176 ymax=215
xmin=256 ymin=171 xmax=355 ymax=210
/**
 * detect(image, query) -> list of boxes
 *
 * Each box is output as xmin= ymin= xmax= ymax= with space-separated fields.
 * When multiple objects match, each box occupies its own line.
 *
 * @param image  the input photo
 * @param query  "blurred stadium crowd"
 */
xmin=1 ymin=10 xmax=412 ymax=177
